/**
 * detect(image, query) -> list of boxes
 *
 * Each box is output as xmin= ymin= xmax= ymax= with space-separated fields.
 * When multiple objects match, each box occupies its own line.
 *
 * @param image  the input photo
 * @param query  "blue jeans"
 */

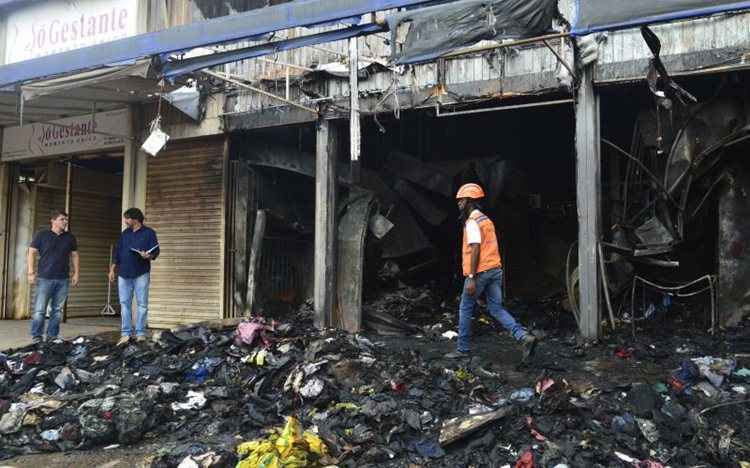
xmin=458 ymin=267 xmax=527 ymax=353
xmin=31 ymin=278 xmax=69 ymax=340
xmin=119 ymin=273 xmax=150 ymax=337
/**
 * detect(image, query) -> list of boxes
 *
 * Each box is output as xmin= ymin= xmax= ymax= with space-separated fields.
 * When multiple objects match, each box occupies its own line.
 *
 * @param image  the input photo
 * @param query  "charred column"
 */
xmin=314 ymin=118 xmax=338 ymax=328
xmin=575 ymin=65 xmax=602 ymax=339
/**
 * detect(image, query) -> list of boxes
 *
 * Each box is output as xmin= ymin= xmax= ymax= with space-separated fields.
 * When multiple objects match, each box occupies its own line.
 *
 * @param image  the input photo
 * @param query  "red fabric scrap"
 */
xmin=525 ymin=416 xmax=547 ymax=442
xmin=23 ymin=352 xmax=42 ymax=366
xmin=390 ymin=381 xmax=407 ymax=394
xmin=668 ymin=376 xmax=686 ymax=393
xmin=637 ymin=461 xmax=665 ymax=468
xmin=615 ymin=347 xmax=634 ymax=359
xmin=535 ymin=377 xmax=555 ymax=395
xmin=515 ymin=450 xmax=534 ymax=468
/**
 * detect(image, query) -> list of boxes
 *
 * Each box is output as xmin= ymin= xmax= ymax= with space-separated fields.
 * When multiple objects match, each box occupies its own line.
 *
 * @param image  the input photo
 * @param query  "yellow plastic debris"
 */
xmin=241 ymin=349 xmax=269 ymax=367
xmin=276 ymin=415 xmax=303 ymax=458
xmin=237 ymin=439 xmax=264 ymax=455
xmin=236 ymin=416 xmax=329 ymax=468
xmin=254 ymin=349 xmax=268 ymax=366
xmin=332 ymin=402 xmax=359 ymax=412
xmin=455 ymin=367 xmax=473 ymax=381
xmin=303 ymin=431 xmax=327 ymax=456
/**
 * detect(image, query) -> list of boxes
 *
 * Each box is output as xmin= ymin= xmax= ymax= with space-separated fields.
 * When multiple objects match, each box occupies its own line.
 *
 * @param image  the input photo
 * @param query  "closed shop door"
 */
xmin=66 ymin=193 xmax=121 ymax=317
xmin=146 ymin=137 xmax=226 ymax=328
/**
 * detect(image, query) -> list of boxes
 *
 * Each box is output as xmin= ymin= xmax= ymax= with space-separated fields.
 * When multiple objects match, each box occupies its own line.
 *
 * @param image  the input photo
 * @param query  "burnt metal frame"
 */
xmin=440 ymin=33 xmax=576 ymax=87
xmin=630 ymin=274 xmax=717 ymax=338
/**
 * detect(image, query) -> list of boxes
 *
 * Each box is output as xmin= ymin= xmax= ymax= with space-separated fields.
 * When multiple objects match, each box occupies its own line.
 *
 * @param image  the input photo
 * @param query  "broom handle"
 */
xmin=106 ymin=245 xmax=112 ymax=303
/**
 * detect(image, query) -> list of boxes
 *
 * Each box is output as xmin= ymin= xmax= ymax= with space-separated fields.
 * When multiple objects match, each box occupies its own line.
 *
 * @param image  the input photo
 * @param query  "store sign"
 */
xmin=1 ymin=109 xmax=130 ymax=161
xmin=4 ymin=0 xmax=139 ymax=64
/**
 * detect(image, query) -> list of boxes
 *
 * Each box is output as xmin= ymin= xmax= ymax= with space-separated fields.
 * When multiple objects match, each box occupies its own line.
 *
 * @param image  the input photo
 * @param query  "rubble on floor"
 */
xmin=363 ymin=282 xmax=448 ymax=334
xmin=3 ymin=308 xmax=750 ymax=467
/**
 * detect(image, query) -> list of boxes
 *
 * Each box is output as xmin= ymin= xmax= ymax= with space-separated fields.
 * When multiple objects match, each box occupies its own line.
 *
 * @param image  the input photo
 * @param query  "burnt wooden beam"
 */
xmin=231 ymin=161 xmax=250 ymax=316
xmin=246 ymin=209 xmax=267 ymax=316
xmin=314 ymin=118 xmax=338 ymax=329
xmin=575 ymin=65 xmax=602 ymax=340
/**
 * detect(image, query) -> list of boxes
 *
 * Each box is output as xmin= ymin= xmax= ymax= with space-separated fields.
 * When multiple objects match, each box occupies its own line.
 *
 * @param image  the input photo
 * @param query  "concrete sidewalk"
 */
xmin=0 ymin=317 xmax=120 ymax=351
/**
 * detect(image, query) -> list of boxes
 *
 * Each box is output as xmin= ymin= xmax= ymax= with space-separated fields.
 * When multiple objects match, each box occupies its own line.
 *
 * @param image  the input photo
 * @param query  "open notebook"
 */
xmin=130 ymin=244 xmax=159 ymax=254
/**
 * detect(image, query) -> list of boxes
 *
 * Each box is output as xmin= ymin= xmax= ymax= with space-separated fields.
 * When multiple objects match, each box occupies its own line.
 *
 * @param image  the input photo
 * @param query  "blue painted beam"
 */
xmin=0 ymin=0 xmax=40 ymax=8
xmin=0 ymin=0 xmax=438 ymax=89
xmin=161 ymin=23 xmax=385 ymax=79
xmin=572 ymin=0 xmax=750 ymax=35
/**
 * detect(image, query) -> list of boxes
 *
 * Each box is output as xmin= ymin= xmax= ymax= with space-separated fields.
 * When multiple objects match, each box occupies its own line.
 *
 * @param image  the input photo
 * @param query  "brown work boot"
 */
xmin=521 ymin=334 xmax=538 ymax=363
xmin=116 ymin=336 xmax=131 ymax=347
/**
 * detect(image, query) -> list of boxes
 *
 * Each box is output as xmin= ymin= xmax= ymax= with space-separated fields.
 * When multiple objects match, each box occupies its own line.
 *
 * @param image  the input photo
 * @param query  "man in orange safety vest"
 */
xmin=445 ymin=183 xmax=538 ymax=363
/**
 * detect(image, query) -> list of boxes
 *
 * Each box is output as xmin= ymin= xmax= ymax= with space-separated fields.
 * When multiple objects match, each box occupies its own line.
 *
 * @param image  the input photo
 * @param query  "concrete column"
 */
xmin=575 ymin=65 xmax=602 ymax=340
xmin=133 ymin=148 xmax=148 ymax=212
xmin=10 ymin=175 xmax=35 ymax=319
xmin=0 ymin=162 xmax=10 ymax=319
xmin=314 ymin=119 xmax=338 ymax=329
xmin=121 ymin=106 xmax=148 ymax=217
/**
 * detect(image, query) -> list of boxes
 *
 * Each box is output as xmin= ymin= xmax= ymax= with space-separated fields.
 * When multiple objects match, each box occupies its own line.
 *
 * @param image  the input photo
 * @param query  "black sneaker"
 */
xmin=31 ymin=337 xmax=43 ymax=346
xmin=521 ymin=334 xmax=538 ymax=363
xmin=445 ymin=350 xmax=471 ymax=359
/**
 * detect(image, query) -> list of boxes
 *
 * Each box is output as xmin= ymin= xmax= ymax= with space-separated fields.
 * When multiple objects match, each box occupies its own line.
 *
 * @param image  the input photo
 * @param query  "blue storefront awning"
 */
xmin=0 ymin=0 xmax=439 ymax=89
xmin=572 ymin=0 xmax=750 ymax=35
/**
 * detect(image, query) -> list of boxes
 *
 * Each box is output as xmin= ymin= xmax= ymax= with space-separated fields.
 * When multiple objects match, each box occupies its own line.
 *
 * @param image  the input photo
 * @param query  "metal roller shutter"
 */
xmin=66 ymin=193 xmax=121 ymax=317
xmin=146 ymin=137 xmax=226 ymax=328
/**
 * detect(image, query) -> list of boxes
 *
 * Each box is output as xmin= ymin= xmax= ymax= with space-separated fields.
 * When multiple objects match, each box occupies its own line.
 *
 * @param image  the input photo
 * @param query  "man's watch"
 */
xmin=468 ymin=274 xmax=475 ymax=279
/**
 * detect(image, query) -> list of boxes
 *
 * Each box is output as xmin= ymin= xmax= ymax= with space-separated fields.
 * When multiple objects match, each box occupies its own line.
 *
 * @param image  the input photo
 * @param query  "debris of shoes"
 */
xmin=2 ymin=313 xmax=750 ymax=467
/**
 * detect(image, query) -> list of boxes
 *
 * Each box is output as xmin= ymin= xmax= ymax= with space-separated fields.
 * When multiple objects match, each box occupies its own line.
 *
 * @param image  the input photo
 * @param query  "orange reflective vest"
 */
xmin=462 ymin=210 xmax=502 ymax=277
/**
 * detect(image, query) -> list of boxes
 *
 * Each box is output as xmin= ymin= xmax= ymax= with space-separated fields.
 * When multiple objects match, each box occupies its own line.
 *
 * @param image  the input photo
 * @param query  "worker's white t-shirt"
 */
xmin=465 ymin=210 xmax=482 ymax=245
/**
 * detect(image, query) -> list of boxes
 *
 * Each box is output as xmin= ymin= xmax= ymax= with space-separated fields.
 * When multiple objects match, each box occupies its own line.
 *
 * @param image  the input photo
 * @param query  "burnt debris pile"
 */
xmin=2 ymin=312 xmax=750 ymax=466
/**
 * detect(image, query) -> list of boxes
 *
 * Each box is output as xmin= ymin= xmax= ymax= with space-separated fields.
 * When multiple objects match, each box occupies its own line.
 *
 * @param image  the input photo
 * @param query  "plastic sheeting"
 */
xmin=164 ymin=86 xmax=202 ymax=121
xmin=386 ymin=0 xmax=558 ymax=65
xmin=572 ymin=0 xmax=750 ymax=35
xmin=160 ymin=23 xmax=383 ymax=79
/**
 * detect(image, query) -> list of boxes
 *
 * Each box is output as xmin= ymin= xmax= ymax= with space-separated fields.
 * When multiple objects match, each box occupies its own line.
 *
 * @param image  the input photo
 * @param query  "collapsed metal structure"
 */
xmin=602 ymin=87 xmax=750 ymax=331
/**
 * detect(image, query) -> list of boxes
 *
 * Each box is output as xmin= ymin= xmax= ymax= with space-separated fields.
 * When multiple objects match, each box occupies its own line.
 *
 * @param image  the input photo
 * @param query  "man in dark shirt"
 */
xmin=109 ymin=207 xmax=159 ymax=346
xmin=27 ymin=210 xmax=80 ymax=345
